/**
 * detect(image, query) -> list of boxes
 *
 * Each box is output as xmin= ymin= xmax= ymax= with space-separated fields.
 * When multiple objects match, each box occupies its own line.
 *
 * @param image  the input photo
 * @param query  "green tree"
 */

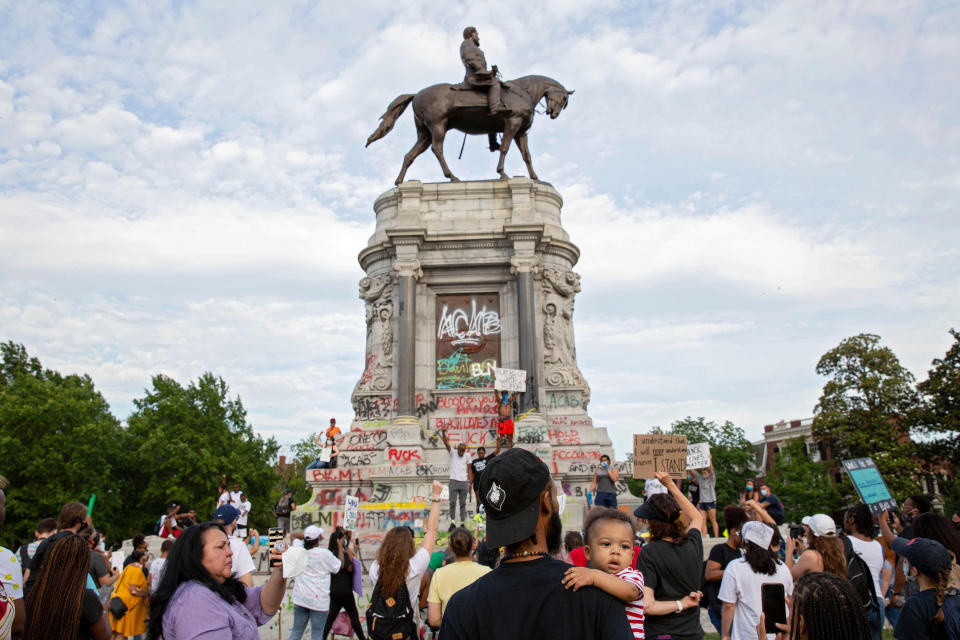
xmin=651 ymin=417 xmax=756 ymax=528
xmin=274 ymin=432 xmax=322 ymax=509
xmin=126 ymin=373 xmax=280 ymax=534
xmin=812 ymin=333 xmax=918 ymax=498
xmin=766 ymin=438 xmax=845 ymax=523
xmin=915 ymin=329 xmax=960 ymax=510
xmin=0 ymin=342 xmax=131 ymax=547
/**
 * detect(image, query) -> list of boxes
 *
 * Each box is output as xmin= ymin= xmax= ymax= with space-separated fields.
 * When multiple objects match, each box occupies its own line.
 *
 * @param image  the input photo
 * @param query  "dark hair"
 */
xmin=599 ymin=453 xmax=611 ymax=462
xmin=327 ymin=527 xmax=350 ymax=553
xmin=583 ymin=507 xmax=635 ymax=545
xmin=563 ymin=530 xmax=583 ymax=554
xmin=147 ymin=523 xmax=247 ymax=640
xmin=304 ymin=536 xmax=320 ymax=550
xmin=449 ymin=527 xmax=474 ymax=558
xmin=133 ymin=534 xmax=147 ymax=548
xmin=790 ymin=572 xmax=871 ymax=640
xmin=160 ymin=539 xmax=174 ymax=553
xmin=744 ymin=539 xmax=778 ymax=575
xmin=24 ymin=534 xmax=89 ymax=640
xmin=35 ymin=517 xmax=57 ymax=535
xmin=646 ymin=493 xmax=689 ymax=545
xmin=130 ymin=549 xmax=147 ymax=564
xmin=909 ymin=494 xmax=933 ymax=514
xmin=846 ymin=504 xmax=875 ymax=537
xmin=722 ymin=505 xmax=749 ymax=533
xmin=57 ymin=502 xmax=87 ymax=530
xmin=914 ymin=513 xmax=960 ymax=562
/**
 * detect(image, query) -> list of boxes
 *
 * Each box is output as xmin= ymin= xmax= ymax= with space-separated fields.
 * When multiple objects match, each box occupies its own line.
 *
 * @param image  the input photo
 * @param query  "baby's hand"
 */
xmin=562 ymin=566 xmax=597 ymax=591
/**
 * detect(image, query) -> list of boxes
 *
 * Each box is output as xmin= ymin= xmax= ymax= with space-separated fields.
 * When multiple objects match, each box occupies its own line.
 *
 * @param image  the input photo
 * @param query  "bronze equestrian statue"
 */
xmin=366 ymin=26 xmax=574 ymax=185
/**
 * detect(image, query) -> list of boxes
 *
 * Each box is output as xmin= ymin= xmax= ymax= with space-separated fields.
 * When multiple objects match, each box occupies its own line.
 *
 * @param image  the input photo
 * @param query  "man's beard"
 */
xmin=546 ymin=509 xmax=563 ymax=555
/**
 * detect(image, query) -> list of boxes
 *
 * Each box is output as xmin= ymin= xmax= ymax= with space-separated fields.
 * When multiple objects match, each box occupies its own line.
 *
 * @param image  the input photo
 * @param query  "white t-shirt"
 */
xmin=848 ymin=535 xmax=884 ymax=598
xmin=217 ymin=492 xmax=230 ymax=507
xmin=0 ymin=546 xmax=23 ymax=599
xmin=644 ymin=478 xmax=668 ymax=497
xmin=237 ymin=500 xmax=252 ymax=527
xmin=149 ymin=557 xmax=167 ymax=592
xmin=228 ymin=535 xmax=256 ymax=579
xmin=291 ymin=547 xmax=342 ymax=611
xmin=718 ymin=558 xmax=794 ymax=640
xmin=448 ymin=447 xmax=473 ymax=482
xmin=370 ymin=547 xmax=431 ymax=623
xmin=229 ymin=491 xmax=243 ymax=507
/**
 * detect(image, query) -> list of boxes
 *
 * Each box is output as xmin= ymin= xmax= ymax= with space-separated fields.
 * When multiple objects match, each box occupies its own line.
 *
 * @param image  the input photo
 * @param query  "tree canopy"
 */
xmin=766 ymin=438 xmax=845 ymax=523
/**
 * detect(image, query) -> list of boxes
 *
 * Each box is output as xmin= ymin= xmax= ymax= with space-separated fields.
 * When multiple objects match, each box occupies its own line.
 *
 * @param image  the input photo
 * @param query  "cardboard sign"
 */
xmin=686 ymin=442 xmax=712 ymax=470
xmin=343 ymin=495 xmax=359 ymax=530
xmin=633 ymin=434 xmax=688 ymax=479
xmin=494 ymin=367 xmax=527 ymax=392
xmin=842 ymin=458 xmax=898 ymax=515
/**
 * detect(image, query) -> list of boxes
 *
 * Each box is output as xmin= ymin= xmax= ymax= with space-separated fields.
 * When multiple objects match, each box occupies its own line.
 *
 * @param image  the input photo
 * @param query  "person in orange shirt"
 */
xmin=325 ymin=418 xmax=341 ymax=439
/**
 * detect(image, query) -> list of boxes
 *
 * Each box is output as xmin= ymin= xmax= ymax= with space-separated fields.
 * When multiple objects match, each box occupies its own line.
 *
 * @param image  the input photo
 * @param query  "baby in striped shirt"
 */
xmin=562 ymin=507 xmax=646 ymax=640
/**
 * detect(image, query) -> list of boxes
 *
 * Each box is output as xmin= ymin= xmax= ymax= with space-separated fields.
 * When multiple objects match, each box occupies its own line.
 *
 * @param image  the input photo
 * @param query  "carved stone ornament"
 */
xmin=541 ymin=268 xmax=589 ymax=401
xmin=354 ymin=273 xmax=396 ymax=393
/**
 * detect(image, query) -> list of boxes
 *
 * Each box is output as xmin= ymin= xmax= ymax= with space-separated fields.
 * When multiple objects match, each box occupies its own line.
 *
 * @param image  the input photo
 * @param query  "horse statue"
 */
xmin=366 ymin=75 xmax=573 ymax=185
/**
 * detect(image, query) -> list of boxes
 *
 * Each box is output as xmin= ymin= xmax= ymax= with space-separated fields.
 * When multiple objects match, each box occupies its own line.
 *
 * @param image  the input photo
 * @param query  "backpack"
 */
xmin=365 ymin=578 xmax=417 ymax=640
xmin=154 ymin=517 xmax=163 ymax=535
xmin=843 ymin=536 xmax=878 ymax=612
xmin=275 ymin=497 xmax=290 ymax=516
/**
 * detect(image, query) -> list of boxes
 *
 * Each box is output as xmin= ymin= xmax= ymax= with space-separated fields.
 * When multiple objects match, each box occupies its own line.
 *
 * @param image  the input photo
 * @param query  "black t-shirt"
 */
xmin=470 ymin=454 xmax=496 ymax=493
xmin=76 ymin=588 xmax=104 ymax=640
xmin=894 ymin=589 xmax=954 ymax=640
xmin=705 ymin=542 xmax=741 ymax=613
xmin=24 ymin=529 xmax=75 ymax=596
xmin=438 ymin=556 xmax=632 ymax=640
xmin=761 ymin=494 xmax=786 ymax=525
xmin=638 ymin=528 xmax=705 ymax=640
xmin=330 ymin=555 xmax=354 ymax=595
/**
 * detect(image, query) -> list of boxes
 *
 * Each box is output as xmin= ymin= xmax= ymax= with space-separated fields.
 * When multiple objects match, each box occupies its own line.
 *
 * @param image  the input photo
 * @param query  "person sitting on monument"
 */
xmin=495 ymin=389 xmax=521 ymax=449
xmin=306 ymin=435 xmax=340 ymax=470
xmin=459 ymin=26 xmax=508 ymax=152
xmin=470 ymin=437 xmax=502 ymax=506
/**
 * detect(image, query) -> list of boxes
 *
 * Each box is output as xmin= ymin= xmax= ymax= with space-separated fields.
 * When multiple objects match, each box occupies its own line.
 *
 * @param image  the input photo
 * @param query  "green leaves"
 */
xmin=766 ymin=438 xmax=844 ymax=523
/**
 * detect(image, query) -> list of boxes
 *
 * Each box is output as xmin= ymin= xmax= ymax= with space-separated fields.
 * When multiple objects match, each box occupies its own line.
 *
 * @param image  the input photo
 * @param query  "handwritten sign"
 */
xmin=494 ymin=367 xmax=527 ymax=392
xmin=686 ymin=442 xmax=712 ymax=470
xmin=842 ymin=458 xmax=897 ymax=515
xmin=633 ymin=434 xmax=687 ymax=480
xmin=319 ymin=446 xmax=332 ymax=463
xmin=343 ymin=495 xmax=359 ymax=530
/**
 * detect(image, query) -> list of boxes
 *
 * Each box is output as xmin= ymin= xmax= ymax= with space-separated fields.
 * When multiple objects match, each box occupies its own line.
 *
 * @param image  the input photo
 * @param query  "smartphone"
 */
xmin=268 ymin=527 xmax=286 ymax=568
xmin=761 ymin=583 xmax=787 ymax=633
xmin=789 ymin=525 xmax=803 ymax=540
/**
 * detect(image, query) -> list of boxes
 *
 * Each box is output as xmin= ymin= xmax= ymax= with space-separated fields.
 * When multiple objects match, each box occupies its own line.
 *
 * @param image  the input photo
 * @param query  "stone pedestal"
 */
xmin=296 ymin=179 xmax=641 ymax=552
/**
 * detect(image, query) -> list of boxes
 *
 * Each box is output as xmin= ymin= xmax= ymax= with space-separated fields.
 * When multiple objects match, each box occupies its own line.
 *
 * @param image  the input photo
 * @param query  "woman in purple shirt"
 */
xmin=147 ymin=522 xmax=288 ymax=639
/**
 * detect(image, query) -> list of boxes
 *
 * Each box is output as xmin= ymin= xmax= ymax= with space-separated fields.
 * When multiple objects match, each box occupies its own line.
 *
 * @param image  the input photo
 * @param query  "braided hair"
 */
xmin=23 ymin=534 xmax=89 ymax=640
xmin=932 ymin=569 xmax=950 ymax=625
xmin=789 ymin=572 xmax=871 ymax=640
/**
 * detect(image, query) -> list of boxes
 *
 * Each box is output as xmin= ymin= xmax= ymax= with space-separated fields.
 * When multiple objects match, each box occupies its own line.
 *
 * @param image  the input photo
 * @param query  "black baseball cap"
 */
xmin=478 ymin=448 xmax=552 ymax=547
xmin=634 ymin=499 xmax=671 ymax=522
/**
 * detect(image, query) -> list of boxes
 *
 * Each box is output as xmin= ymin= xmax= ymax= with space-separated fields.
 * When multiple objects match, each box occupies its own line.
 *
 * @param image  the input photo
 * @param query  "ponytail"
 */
xmin=932 ymin=569 xmax=949 ymax=625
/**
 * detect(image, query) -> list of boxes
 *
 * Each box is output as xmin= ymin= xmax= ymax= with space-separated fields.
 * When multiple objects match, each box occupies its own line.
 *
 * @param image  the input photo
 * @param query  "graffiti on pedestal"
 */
xmin=436 ymin=294 xmax=500 ymax=389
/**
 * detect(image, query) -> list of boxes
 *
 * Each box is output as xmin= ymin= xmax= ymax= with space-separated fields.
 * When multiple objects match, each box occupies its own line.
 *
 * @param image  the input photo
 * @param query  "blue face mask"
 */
xmin=501 ymin=392 xmax=509 ymax=402
xmin=761 ymin=489 xmax=768 ymax=497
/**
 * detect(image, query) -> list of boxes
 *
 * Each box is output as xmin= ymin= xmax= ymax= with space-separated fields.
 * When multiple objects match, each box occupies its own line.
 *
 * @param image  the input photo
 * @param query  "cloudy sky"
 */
xmin=2 ymin=0 xmax=958 ymax=459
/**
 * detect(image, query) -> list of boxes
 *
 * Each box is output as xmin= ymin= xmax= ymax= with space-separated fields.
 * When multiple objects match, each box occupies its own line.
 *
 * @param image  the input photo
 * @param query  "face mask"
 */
xmin=501 ymin=392 xmax=509 ymax=402
xmin=746 ymin=486 xmax=753 ymax=492
xmin=761 ymin=489 xmax=768 ymax=497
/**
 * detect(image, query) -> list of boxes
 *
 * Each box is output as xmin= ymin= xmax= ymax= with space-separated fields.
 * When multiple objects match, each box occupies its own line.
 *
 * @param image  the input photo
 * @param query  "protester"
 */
xmin=236 ymin=493 xmax=251 ymax=539
xmin=757 ymin=483 xmax=785 ymax=526
xmin=843 ymin=504 xmax=885 ymax=640
xmin=288 ymin=525 xmax=341 ymax=640
xmin=704 ymin=505 xmax=750 ymax=634
xmin=147 ymin=522 xmax=288 ymax=639
xmin=157 ymin=503 xmax=182 ymax=539
xmin=886 ymin=536 xmax=960 ymax=640
xmin=439 ymin=448 xmax=632 ymax=639
xmin=23 ymin=500 xmax=90 ymax=596
xmin=87 ymin=528 xmax=119 ymax=591
xmin=495 ymin=389 xmax=521 ymax=449
xmin=320 ymin=528 xmax=366 ymax=640
xmin=561 ymin=508 xmax=645 ymax=640
xmin=911 ymin=512 xmax=960 ymax=590
xmin=245 ymin=529 xmax=261 ymax=554
xmin=369 ymin=481 xmax=443 ymax=629
xmin=689 ymin=464 xmax=720 ymax=537
xmin=718 ymin=520 xmax=793 ymax=640
xmin=123 ymin=535 xmax=149 ymax=568
xmin=427 ymin=527 xmax=491 ymax=627
xmin=149 ymin=539 xmax=173 ymax=594
xmin=214 ymin=504 xmax=256 ymax=586
xmin=307 ymin=436 xmax=341 ymax=470
xmin=643 ymin=477 xmax=668 ymax=498
xmin=787 ymin=514 xmax=847 ymax=580
xmin=900 ymin=495 xmax=933 ymax=539
xmin=740 ymin=480 xmax=758 ymax=505
xmin=589 ymin=454 xmax=620 ymax=508
xmin=276 ymin=489 xmax=296 ymax=531
xmin=23 ymin=533 xmax=109 ymax=640
xmin=439 ymin=427 xmax=473 ymax=531
xmin=15 ymin=517 xmax=57 ymax=568
xmin=635 ymin=471 xmax=705 ymax=640
xmin=0 ymin=475 xmax=25 ymax=640
xmin=761 ymin=572 xmax=872 ymax=640
xmin=563 ymin=531 xmax=583 ymax=564
xmin=109 ymin=549 xmax=149 ymax=639
xmin=216 ymin=485 xmax=230 ymax=508
xmin=469 ymin=438 xmax=502 ymax=505
xmin=326 ymin=418 xmax=341 ymax=439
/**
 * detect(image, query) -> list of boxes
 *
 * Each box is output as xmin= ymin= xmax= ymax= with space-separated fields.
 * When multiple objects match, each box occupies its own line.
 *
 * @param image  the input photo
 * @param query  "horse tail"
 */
xmin=365 ymin=94 xmax=415 ymax=147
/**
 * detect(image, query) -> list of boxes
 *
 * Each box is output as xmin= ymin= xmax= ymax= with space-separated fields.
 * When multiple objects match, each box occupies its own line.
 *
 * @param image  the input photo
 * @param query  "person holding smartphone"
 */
xmin=590 ymin=454 xmax=620 ymax=508
xmin=718 ymin=521 xmax=793 ymax=640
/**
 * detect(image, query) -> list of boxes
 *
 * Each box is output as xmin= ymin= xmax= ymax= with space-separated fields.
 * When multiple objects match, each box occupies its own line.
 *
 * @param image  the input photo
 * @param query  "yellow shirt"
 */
xmin=427 ymin=560 xmax=491 ymax=618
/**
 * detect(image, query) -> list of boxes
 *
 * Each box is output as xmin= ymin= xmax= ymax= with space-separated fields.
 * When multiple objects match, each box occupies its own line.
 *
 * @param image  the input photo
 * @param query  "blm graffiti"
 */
xmin=436 ymin=293 xmax=501 ymax=389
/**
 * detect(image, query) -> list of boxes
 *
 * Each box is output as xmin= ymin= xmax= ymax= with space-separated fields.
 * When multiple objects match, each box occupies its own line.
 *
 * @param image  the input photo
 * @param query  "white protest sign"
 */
xmin=686 ymin=442 xmax=712 ymax=470
xmin=440 ymin=485 xmax=449 ymax=501
xmin=557 ymin=494 xmax=567 ymax=515
xmin=414 ymin=519 xmax=424 ymax=529
xmin=343 ymin=495 xmax=359 ymax=530
xmin=494 ymin=367 xmax=527 ymax=392
xmin=319 ymin=446 xmax=332 ymax=463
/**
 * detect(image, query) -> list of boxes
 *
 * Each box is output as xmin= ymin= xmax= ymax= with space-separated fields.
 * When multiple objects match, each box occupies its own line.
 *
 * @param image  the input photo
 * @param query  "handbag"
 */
xmin=109 ymin=567 xmax=130 ymax=619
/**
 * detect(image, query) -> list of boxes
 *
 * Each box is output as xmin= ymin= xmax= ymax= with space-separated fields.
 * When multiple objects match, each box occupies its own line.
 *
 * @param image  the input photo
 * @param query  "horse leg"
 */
xmin=395 ymin=122 xmax=431 ymax=185
xmin=429 ymin=122 xmax=459 ymax=182
xmin=515 ymin=133 xmax=538 ymax=181
xmin=495 ymin=118 xmax=521 ymax=180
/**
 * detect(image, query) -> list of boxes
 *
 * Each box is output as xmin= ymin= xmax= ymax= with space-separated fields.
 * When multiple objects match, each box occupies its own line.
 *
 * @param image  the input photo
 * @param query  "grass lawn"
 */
xmin=703 ymin=630 xmax=895 ymax=639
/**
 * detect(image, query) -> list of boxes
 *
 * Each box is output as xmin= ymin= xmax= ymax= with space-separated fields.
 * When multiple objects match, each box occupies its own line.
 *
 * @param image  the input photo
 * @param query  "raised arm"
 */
xmin=655 ymin=471 xmax=703 ymax=532
xmin=420 ymin=481 xmax=444 ymax=556
xmin=745 ymin=499 xmax=776 ymax=526
xmin=877 ymin=510 xmax=896 ymax=546
xmin=439 ymin=426 xmax=450 ymax=450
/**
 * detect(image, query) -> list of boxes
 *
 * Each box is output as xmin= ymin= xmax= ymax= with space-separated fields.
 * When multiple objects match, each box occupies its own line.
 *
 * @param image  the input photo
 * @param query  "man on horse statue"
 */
xmin=459 ymin=26 xmax=507 ymax=152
